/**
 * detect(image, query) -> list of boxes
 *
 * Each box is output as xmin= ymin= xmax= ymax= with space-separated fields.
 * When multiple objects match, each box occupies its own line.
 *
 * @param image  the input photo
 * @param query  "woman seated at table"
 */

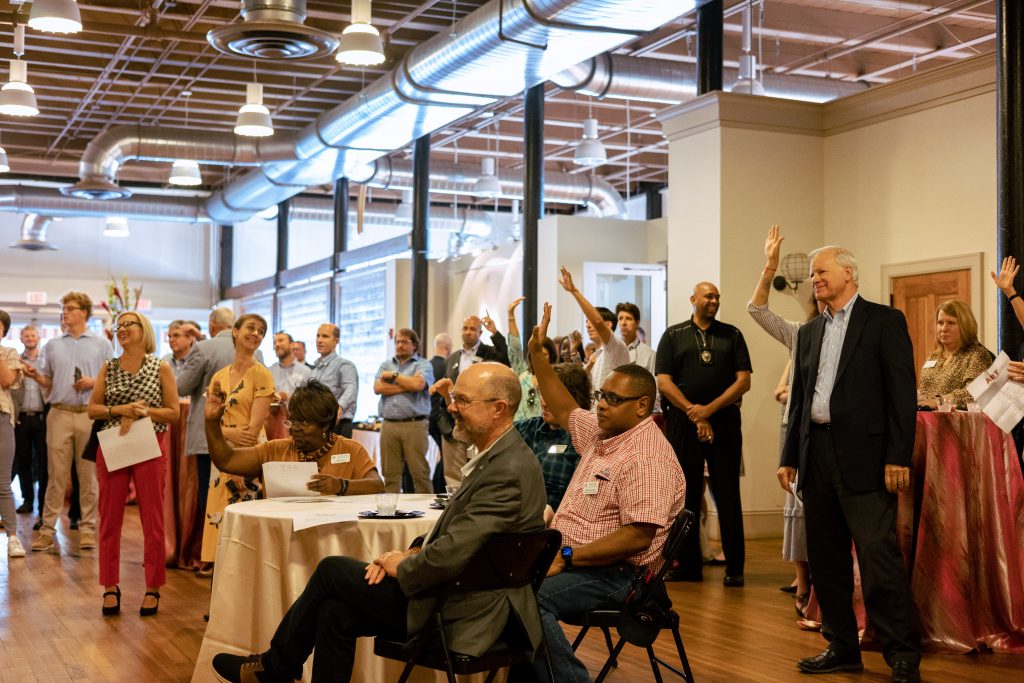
xmin=917 ymin=300 xmax=994 ymax=409
xmin=205 ymin=379 xmax=384 ymax=496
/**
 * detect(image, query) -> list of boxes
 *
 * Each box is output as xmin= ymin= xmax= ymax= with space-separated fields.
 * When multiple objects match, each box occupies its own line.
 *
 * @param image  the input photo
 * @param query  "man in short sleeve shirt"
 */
xmin=655 ymin=282 xmax=752 ymax=585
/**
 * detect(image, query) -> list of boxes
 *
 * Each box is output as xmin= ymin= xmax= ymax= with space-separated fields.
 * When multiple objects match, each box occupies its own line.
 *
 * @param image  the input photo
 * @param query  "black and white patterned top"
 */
xmin=102 ymin=355 xmax=167 ymax=433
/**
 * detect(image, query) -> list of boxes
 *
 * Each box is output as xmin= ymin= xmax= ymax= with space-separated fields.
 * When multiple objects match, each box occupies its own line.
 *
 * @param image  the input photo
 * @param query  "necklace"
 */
xmin=694 ymin=325 xmax=714 ymax=364
xmin=295 ymin=433 xmax=337 ymax=462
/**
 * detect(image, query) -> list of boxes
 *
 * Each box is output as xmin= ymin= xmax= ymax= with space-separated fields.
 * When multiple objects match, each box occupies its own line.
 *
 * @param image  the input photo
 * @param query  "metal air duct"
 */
xmin=2 ymin=185 xmax=208 ymax=222
xmin=9 ymin=213 xmax=58 ymax=251
xmin=551 ymin=53 xmax=868 ymax=104
xmin=351 ymin=158 xmax=627 ymax=218
xmin=203 ymin=0 xmax=691 ymax=223
xmin=207 ymin=0 xmax=339 ymax=60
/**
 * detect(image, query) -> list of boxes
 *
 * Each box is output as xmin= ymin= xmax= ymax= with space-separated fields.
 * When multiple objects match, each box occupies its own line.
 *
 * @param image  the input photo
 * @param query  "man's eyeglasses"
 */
xmin=112 ymin=320 xmax=141 ymax=333
xmin=448 ymin=392 xmax=501 ymax=410
xmin=592 ymin=390 xmax=645 ymax=407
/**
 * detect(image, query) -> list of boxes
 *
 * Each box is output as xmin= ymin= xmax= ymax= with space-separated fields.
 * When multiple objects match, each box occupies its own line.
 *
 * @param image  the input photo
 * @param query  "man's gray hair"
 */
xmin=490 ymin=371 xmax=523 ymax=414
xmin=809 ymin=245 xmax=859 ymax=284
xmin=434 ymin=332 xmax=452 ymax=352
xmin=210 ymin=307 xmax=235 ymax=328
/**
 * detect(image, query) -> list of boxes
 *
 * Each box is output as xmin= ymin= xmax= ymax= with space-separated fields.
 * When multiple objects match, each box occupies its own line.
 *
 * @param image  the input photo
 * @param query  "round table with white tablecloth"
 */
xmin=191 ymin=494 xmax=445 ymax=683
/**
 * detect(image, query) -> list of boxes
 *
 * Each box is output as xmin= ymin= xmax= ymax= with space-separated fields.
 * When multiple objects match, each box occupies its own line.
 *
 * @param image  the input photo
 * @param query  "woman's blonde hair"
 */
xmin=934 ymin=299 xmax=980 ymax=353
xmin=116 ymin=311 xmax=156 ymax=354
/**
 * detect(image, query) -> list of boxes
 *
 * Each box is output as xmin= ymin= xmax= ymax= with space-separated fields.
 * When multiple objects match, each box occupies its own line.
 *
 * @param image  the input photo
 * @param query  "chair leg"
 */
xmin=396 ymin=661 xmax=416 ymax=683
xmin=593 ymin=638 xmax=628 ymax=683
xmin=671 ymin=625 xmax=695 ymax=683
xmin=647 ymin=645 xmax=665 ymax=683
xmin=600 ymin=626 xmax=617 ymax=666
xmin=571 ymin=624 xmax=591 ymax=652
xmin=484 ymin=668 xmax=499 ymax=683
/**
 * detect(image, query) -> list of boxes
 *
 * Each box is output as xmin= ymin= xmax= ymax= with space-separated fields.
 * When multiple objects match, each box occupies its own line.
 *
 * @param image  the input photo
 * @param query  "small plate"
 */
xmin=429 ymin=502 xmax=446 ymax=510
xmin=358 ymin=510 xmax=425 ymax=519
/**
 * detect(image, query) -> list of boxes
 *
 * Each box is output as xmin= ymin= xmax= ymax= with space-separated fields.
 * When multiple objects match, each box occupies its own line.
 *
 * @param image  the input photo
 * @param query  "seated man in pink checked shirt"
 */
xmin=510 ymin=303 xmax=686 ymax=683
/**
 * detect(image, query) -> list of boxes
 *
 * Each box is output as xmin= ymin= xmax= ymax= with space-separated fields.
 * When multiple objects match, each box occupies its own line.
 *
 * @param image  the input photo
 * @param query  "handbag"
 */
xmin=81 ymin=418 xmax=103 ymax=462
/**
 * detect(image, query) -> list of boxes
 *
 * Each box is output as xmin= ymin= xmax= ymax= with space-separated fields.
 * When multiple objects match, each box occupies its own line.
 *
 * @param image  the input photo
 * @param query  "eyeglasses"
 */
xmin=112 ymin=320 xmax=141 ymax=333
xmin=62 ymin=305 xmax=83 ymax=313
xmin=284 ymin=420 xmax=314 ymax=430
xmin=592 ymin=390 xmax=645 ymax=407
xmin=448 ymin=392 xmax=501 ymax=410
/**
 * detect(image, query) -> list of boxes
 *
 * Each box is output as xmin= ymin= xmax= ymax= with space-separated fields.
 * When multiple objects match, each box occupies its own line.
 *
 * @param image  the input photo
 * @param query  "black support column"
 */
xmin=412 ymin=135 xmax=430 ymax=346
xmin=332 ymin=178 xmax=349 ymax=322
xmin=998 ymin=0 xmax=1024 ymax=357
xmin=218 ymin=224 xmax=233 ymax=299
xmin=522 ymin=84 xmax=544 ymax=336
xmin=696 ymin=0 xmax=723 ymax=95
xmin=274 ymin=198 xmax=290 ymax=331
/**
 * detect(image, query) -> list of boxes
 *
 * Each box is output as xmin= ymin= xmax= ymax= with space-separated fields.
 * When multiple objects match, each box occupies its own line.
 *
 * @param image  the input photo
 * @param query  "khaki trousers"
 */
xmin=40 ymin=408 xmax=98 ymax=535
xmin=380 ymin=419 xmax=432 ymax=493
xmin=441 ymin=435 xmax=470 ymax=488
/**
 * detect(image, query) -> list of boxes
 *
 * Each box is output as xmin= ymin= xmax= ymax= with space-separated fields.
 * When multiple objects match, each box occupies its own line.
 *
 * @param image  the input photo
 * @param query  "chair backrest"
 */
xmin=450 ymin=527 xmax=563 ymax=594
xmin=655 ymin=509 xmax=695 ymax=583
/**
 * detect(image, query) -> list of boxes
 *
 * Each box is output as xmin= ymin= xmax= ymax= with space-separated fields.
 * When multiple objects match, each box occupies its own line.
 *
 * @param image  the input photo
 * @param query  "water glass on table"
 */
xmin=937 ymin=396 xmax=954 ymax=413
xmin=375 ymin=493 xmax=399 ymax=516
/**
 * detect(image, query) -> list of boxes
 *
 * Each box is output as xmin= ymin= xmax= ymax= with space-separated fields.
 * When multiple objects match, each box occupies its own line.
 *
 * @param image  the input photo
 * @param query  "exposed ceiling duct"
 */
xmin=9 ymin=213 xmax=58 ymax=251
xmin=199 ymin=0 xmax=691 ymax=224
xmin=3 ymin=185 xmax=209 ymax=222
xmin=206 ymin=0 xmax=340 ymax=60
xmin=350 ymin=158 xmax=627 ymax=218
xmin=551 ymin=53 xmax=869 ymax=104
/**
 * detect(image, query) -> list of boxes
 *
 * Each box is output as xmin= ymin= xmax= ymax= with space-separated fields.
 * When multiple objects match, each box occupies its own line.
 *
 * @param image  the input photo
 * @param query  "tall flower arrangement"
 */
xmin=98 ymin=275 xmax=143 ymax=340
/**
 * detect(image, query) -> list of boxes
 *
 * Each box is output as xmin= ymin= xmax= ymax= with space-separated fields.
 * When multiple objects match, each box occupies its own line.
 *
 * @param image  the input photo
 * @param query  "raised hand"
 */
xmin=429 ymin=377 xmax=454 ymax=397
xmin=991 ymin=255 xmax=1020 ymax=295
xmin=507 ymin=296 xmax=526 ymax=315
xmin=765 ymin=224 xmax=784 ymax=268
xmin=558 ymin=266 xmax=577 ymax=293
xmin=481 ymin=310 xmax=498 ymax=335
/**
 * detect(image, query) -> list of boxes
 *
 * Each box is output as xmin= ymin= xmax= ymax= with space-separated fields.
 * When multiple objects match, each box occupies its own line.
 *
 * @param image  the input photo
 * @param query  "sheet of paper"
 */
xmin=262 ymin=461 xmax=319 ymax=499
xmin=96 ymin=417 xmax=162 ymax=471
xmin=967 ymin=351 xmax=1024 ymax=432
xmin=291 ymin=507 xmax=365 ymax=532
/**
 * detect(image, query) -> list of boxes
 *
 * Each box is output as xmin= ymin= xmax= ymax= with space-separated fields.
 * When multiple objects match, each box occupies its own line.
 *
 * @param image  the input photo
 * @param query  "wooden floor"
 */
xmin=2 ymin=500 xmax=1022 ymax=683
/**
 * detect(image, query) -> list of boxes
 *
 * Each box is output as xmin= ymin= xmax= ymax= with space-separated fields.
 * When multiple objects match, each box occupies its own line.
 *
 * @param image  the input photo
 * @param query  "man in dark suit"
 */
xmin=432 ymin=315 xmax=509 ymax=486
xmin=211 ymin=362 xmax=546 ymax=683
xmin=779 ymin=246 xmax=920 ymax=683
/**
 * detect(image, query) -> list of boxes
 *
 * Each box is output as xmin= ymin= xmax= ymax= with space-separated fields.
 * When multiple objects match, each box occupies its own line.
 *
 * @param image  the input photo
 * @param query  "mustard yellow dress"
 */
xmin=200 ymin=363 xmax=275 ymax=563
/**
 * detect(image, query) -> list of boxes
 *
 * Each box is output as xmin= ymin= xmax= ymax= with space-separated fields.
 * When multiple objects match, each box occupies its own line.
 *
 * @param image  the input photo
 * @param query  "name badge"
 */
xmin=548 ymin=444 xmax=567 ymax=454
xmin=331 ymin=453 xmax=350 ymax=464
xmin=583 ymin=481 xmax=599 ymax=495
xmin=922 ymin=360 xmax=937 ymax=369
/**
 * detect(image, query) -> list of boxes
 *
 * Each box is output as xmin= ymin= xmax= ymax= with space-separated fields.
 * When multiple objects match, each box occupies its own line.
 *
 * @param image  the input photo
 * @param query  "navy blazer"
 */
xmin=781 ymin=296 xmax=916 ymax=493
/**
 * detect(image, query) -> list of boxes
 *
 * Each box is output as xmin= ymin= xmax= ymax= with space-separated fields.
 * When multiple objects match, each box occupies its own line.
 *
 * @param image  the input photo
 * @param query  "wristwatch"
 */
xmin=560 ymin=545 xmax=574 ymax=570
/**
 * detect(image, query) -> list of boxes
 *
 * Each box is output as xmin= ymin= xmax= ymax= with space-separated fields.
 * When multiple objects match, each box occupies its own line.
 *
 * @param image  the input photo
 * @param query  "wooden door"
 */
xmin=891 ymin=269 xmax=971 ymax=380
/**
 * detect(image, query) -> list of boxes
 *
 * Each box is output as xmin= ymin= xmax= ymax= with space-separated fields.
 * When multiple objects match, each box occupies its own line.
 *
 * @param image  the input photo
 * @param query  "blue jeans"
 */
xmin=511 ymin=563 xmax=638 ymax=683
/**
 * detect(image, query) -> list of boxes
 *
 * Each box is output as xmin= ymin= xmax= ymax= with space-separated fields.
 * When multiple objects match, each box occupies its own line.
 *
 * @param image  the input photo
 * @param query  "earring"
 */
xmin=322 ymin=431 xmax=329 ymax=440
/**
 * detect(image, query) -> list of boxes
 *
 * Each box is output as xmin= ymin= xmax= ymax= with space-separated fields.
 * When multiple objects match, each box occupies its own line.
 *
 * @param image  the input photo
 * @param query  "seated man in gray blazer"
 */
xmin=211 ymin=362 xmax=547 ymax=683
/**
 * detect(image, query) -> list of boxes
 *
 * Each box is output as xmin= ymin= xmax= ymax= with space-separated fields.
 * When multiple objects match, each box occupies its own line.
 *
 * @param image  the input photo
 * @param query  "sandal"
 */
xmin=795 ymin=592 xmax=810 ymax=618
xmin=102 ymin=586 xmax=121 ymax=616
xmin=140 ymin=591 xmax=160 ymax=617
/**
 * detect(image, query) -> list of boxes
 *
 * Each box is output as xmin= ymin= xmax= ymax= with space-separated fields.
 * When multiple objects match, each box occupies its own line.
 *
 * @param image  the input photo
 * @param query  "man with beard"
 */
xmin=509 ymin=303 xmax=684 ymax=683
xmin=431 ymin=315 xmax=508 ymax=485
xmin=211 ymin=362 xmax=546 ymax=683
xmin=655 ymin=282 xmax=752 ymax=586
xmin=269 ymin=332 xmax=311 ymax=404
xmin=310 ymin=324 xmax=358 ymax=438
xmin=291 ymin=340 xmax=314 ymax=370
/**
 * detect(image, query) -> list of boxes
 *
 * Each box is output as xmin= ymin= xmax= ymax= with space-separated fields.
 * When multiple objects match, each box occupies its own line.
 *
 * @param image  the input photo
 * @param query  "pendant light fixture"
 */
xmin=235 ymin=80 xmax=274 ymax=137
xmin=0 ymin=26 xmax=39 ymax=118
xmin=28 ymin=0 xmax=83 ymax=34
xmin=170 ymin=91 xmax=203 ymax=185
xmin=573 ymin=117 xmax=606 ymax=167
xmin=103 ymin=216 xmax=130 ymax=238
xmin=732 ymin=0 xmax=765 ymax=95
xmin=336 ymin=0 xmax=385 ymax=66
xmin=0 ymin=130 xmax=9 ymax=173
xmin=474 ymin=157 xmax=501 ymax=198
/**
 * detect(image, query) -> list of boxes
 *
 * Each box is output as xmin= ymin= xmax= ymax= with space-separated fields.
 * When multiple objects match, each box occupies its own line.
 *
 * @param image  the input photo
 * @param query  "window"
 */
xmin=336 ymin=265 xmax=389 ymax=421
xmin=277 ymin=279 xmax=331 ymax=357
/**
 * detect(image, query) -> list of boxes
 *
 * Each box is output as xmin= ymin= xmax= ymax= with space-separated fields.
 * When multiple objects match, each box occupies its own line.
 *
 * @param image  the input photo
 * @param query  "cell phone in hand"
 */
xmin=74 ymin=366 xmax=83 ymax=382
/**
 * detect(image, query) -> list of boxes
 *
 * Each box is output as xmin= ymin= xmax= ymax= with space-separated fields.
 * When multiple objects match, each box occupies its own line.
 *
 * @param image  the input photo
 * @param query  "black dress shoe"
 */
xmin=32 ymin=519 xmax=42 ymax=531
xmin=664 ymin=568 xmax=702 ymax=582
xmin=891 ymin=659 xmax=921 ymax=683
xmin=780 ymin=584 xmax=798 ymax=594
xmin=723 ymin=575 xmax=744 ymax=587
xmin=796 ymin=648 xmax=863 ymax=674
xmin=69 ymin=519 xmax=79 ymax=530
xmin=16 ymin=503 xmax=33 ymax=514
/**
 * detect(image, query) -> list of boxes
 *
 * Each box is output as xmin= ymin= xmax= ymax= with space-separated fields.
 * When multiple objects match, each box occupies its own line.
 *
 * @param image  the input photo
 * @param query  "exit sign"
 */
xmin=25 ymin=291 xmax=47 ymax=306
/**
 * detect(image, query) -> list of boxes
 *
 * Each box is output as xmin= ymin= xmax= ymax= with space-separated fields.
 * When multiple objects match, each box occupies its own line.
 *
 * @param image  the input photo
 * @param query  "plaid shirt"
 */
xmin=514 ymin=417 xmax=581 ymax=510
xmin=553 ymin=409 xmax=685 ymax=571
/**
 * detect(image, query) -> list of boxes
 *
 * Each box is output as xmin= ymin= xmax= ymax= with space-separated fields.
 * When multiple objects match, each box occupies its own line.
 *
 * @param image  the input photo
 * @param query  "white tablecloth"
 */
xmin=191 ymin=494 xmax=444 ymax=683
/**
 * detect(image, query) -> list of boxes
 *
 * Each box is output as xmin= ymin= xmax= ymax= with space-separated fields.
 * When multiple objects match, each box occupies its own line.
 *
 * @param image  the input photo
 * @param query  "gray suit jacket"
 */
xmin=397 ymin=428 xmax=547 ymax=657
xmin=175 ymin=330 xmax=264 ymax=455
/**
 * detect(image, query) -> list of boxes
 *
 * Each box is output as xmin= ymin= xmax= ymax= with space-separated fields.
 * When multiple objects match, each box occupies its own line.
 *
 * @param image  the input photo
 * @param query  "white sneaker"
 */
xmin=8 ymin=536 xmax=26 ymax=558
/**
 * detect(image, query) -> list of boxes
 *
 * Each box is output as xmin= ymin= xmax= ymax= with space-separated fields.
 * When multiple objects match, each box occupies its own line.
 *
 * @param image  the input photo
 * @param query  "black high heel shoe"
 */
xmin=139 ymin=591 xmax=160 ymax=617
xmin=102 ymin=586 xmax=121 ymax=616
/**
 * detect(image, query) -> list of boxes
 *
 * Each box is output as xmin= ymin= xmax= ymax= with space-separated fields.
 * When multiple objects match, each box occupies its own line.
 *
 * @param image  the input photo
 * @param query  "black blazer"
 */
xmin=781 ymin=296 xmax=916 ymax=493
xmin=437 ymin=336 xmax=511 ymax=438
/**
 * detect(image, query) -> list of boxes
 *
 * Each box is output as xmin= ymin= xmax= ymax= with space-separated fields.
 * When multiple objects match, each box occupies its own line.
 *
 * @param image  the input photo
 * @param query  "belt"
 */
xmin=810 ymin=422 xmax=831 ymax=430
xmin=19 ymin=411 xmax=42 ymax=417
xmin=383 ymin=416 xmax=428 ymax=423
xmin=52 ymin=403 xmax=89 ymax=413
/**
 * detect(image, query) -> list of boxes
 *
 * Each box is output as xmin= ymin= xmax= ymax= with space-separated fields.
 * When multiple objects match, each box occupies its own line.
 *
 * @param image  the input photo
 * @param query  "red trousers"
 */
xmin=97 ymin=431 xmax=168 ymax=587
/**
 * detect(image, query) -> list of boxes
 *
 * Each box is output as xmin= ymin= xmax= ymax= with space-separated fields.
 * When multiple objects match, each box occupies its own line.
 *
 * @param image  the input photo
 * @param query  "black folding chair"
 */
xmin=567 ymin=509 xmax=696 ymax=683
xmin=374 ymin=527 xmax=562 ymax=683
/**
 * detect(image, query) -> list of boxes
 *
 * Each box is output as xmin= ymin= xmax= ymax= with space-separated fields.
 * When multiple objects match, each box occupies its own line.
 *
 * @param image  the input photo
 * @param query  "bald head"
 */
xmin=458 ymin=362 xmax=521 ymax=416
xmin=460 ymin=315 xmax=483 ymax=350
xmin=690 ymin=282 xmax=721 ymax=323
xmin=450 ymin=362 xmax=521 ymax=450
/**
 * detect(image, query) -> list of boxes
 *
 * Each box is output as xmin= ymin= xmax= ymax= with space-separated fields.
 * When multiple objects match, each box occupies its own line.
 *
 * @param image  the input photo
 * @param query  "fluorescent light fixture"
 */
xmin=0 ymin=145 xmax=9 ymax=173
xmin=169 ymin=159 xmax=202 ymax=186
xmin=337 ymin=0 xmax=385 ymax=66
xmin=103 ymin=216 xmax=129 ymax=238
xmin=0 ymin=61 xmax=39 ymax=117
xmin=573 ymin=118 xmax=606 ymax=167
xmin=474 ymin=157 xmax=502 ymax=198
xmin=395 ymin=189 xmax=413 ymax=222
xmin=234 ymin=82 xmax=274 ymax=137
xmin=28 ymin=0 xmax=83 ymax=34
